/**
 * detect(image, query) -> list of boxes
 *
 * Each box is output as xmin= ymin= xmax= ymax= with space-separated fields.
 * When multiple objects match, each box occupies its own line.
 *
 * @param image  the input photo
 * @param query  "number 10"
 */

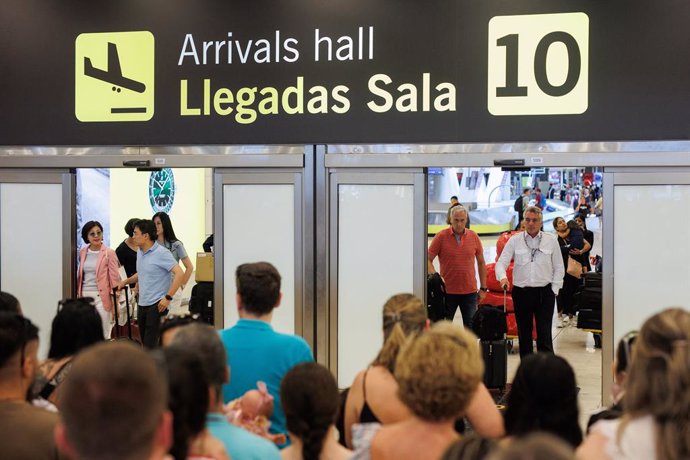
xmin=496 ymin=32 xmax=581 ymax=98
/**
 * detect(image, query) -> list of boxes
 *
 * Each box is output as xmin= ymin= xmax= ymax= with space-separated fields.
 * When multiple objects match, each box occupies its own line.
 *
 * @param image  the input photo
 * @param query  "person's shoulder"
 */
xmin=225 ymin=423 xmax=281 ymax=456
xmin=274 ymin=331 xmax=311 ymax=351
xmin=542 ymin=231 xmax=558 ymax=241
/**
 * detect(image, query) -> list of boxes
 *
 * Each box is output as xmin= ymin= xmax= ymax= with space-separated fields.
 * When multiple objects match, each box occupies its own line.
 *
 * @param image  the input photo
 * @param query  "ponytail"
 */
xmin=372 ymin=321 xmax=408 ymax=373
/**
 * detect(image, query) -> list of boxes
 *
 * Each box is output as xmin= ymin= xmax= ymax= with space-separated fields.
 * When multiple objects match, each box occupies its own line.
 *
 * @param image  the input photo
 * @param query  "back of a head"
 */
xmin=0 ymin=291 xmax=21 ymax=314
xmin=281 ymin=362 xmax=339 ymax=460
xmin=441 ymin=434 xmax=499 ymax=460
xmin=60 ymin=341 xmax=168 ymax=460
xmin=235 ymin=262 xmax=281 ymax=316
xmin=372 ymin=293 xmax=427 ymax=372
xmin=395 ymin=321 xmax=483 ymax=422
xmin=168 ymin=323 xmax=227 ymax=395
xmin=160 ymin=346 xmax=210 ymax=460
xmin=624 ymin=308 xmax=690 ymax=459
xmin=489 ymin=433 xmax=575 ymax=460
xmin=49 ymin=299 xmax=104 ymax=359
xmin=504 ymin=353 xmax=582 ymax=448
xmin=0 ymin=312 xmax=38 ymax=370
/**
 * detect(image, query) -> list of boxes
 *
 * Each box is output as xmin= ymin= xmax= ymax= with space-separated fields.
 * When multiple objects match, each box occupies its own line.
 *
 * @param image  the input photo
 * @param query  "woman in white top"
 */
xmin=578 ymin=308 xmax=690 ymax=460
xmin=76 ymin=221 xmax=121 ymax=338
xmin=153 ymin=212 xmax=194 ymax=315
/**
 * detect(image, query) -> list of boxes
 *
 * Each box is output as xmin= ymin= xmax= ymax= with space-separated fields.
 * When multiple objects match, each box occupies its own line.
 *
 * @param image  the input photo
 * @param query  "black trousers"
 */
xmin=557 ymin=273 xmax=580 ymax=316
xmin=445 ymin=293 xmax=478 ymax=328
xmin=138 ymin=302 xmax=166 ymax=348
xmin=511 ymin=285 xmax=556 ymax=357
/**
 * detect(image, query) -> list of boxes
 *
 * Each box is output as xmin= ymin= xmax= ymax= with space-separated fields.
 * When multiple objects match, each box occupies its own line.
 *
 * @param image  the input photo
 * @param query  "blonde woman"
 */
xmin=344 ymin=294 xmax=504 ymax=448
xmin=369 ymin=322 xmax=484 ymax=460
xmin=578 ymin=308 xmax=690 ymax=460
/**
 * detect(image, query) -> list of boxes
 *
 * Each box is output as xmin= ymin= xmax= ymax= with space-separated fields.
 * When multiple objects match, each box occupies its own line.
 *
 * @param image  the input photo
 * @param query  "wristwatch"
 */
xmin=165 ymin=294 xmax=173 ymax=301
xmin=479 ymin=287 xmax=489 ymax=292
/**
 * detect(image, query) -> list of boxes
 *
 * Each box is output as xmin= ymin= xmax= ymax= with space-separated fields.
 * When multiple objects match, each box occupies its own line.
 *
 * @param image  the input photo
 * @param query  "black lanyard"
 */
xmin=524 ymin=232 xmax=543 ymax=262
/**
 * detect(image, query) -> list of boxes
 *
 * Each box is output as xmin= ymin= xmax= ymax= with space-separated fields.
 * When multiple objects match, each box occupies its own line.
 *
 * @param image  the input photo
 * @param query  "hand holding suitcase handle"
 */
xmin=499 ymin=278 xmax=510 ymax=291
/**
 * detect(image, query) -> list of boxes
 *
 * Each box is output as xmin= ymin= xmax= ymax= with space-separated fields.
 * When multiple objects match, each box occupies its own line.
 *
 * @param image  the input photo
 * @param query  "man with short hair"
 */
xmin=428 ymin=205 xmax=488 ymax=327
xmin=54 ymin=342 xmax=172 ymax=460
xmin=496 ymin=206 xmax=564 ymax=357
xmin=118 ymin=219 xmax=183 ymax=347
xmin=0 ymin=312 xmax=60 ymax=460
xmin=170 ymin=324 xmax=281 ymax=459
xmin=514 ymin=188 xmax=531 ymax=229
xmin=220 ymin=262 xmax=313 ymax=442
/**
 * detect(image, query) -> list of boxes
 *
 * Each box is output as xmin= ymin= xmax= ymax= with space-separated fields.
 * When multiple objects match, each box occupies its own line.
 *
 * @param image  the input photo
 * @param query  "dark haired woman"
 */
xmin=77 ymin=220 xmax=121 ymax=338
xmin=161 ymin=346 xmax=229 ymax=460
xmin=281 ymin=362 xmax=352 ymax=460
xmin=504 ymin=353 xmax=582 ymax=449
xmin=32 ymin=299 xmax=104 ymax=408
xmin=153 ymin=212 xmax=194 ymax=315
xmin=115 ymin=217 xmax=140 ymax=285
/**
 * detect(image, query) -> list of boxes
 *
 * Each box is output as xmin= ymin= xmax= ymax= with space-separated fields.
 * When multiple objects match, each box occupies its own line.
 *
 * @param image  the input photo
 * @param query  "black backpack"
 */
xmin=471 ymin=305 xmax=507 ymax=341
xmin=514 ymin=196 xmax=524 ymax=212
xmin=426 ymin=273 xmax=446 ymax=322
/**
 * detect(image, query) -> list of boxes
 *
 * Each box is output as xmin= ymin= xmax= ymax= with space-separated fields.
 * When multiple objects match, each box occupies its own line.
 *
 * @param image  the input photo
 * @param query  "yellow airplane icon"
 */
xmin=75 ymin=31 xmax=154 ymax=122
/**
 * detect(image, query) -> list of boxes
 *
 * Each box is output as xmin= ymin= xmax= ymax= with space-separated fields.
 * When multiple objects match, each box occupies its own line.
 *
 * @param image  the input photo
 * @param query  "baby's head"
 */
xmin=239 ymin=382 xmax=274 ymax=418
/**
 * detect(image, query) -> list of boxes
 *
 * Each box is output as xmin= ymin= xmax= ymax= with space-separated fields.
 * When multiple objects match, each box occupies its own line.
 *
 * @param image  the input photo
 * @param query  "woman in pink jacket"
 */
xmin=76 ymin=221 xmax=121 ymax=339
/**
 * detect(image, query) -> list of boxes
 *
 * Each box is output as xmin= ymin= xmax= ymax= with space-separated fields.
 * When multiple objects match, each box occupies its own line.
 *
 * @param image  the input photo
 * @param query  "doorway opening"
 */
xmin=427 ymin=166 xmax=604 ymax=425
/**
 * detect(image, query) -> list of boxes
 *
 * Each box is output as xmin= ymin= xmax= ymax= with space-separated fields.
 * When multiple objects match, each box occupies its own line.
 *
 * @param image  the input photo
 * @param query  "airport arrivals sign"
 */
xmin=1 ymin=0 xmax=689 ymax=145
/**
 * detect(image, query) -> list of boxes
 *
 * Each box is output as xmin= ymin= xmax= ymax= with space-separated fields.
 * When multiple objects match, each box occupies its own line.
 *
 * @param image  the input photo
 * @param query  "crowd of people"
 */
xmin=1 ymin=262 xmax=689 ymax=459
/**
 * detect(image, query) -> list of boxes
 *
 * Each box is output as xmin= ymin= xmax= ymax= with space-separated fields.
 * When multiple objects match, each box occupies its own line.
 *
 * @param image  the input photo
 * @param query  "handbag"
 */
xmin=567 ymin=256 xmax=583 ymax=279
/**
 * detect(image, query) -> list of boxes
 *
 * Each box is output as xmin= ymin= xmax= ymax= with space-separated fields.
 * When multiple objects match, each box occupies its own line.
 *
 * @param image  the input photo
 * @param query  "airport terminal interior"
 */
xmin=5 ymin=2 xmax=690 ymax=458
xmin=73 ymin=164 xmax=604 ymax=428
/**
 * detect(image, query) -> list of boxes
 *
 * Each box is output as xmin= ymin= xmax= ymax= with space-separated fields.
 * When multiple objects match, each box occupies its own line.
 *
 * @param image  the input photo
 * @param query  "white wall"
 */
xmin=613 ymin=184 xmax=690 ymax=343
xmin=222 ymin=184 xmax=296 ymax=334
xmin=110 ymin=168 xmax=207 ymax=261
xmin=337 ymin=184 xmax=414 ymax=386
xmin=1 ymin=183 xmax=63 ymax=359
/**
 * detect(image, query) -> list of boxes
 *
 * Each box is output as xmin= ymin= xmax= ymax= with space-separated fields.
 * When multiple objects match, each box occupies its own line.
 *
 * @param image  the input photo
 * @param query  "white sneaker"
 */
xmin=557 ymin=316 xmax=568 ymax=328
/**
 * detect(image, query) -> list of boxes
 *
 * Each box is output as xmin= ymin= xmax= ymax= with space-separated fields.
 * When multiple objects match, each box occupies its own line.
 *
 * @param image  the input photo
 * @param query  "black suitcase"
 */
xmin=480 ymin=339 xmax=508 ymax=390
xmin=576 ymin=309 xmax=602 ymax=330
xmin=478 ymin=288 xmax=508 ymax=390
xmin=582 ymin=272 xmax=602 ymax=288
xmin=189 ymin=282 xmax=214 ymax=324
xmin=472 ymin=306 xmax=507 ymax=341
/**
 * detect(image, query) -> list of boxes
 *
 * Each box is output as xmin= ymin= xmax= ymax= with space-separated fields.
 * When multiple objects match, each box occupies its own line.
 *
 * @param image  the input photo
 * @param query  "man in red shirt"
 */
xmin=428 ymin=206 xmax=488 ymax=327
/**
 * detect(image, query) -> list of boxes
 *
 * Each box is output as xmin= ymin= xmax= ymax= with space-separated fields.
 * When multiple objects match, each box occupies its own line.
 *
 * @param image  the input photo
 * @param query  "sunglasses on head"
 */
xmin=620 ymin=330 xmax=638 ymax=369
xmin=160 ymin=312 xmax=202 ymax=329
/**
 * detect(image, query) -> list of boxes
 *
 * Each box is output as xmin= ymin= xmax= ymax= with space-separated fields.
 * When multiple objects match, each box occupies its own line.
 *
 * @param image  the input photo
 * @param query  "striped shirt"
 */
xmin=428 ymin=227 xmax=483 ymax=294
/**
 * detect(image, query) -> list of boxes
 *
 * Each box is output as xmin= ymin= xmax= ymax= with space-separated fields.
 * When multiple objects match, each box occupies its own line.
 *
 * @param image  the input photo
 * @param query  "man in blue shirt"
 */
xmin=220 ymin=262 xmax=313 ymax=442
xmin=171 ymin=323 xmax=280 ymax=460
xmin=118 ymin=219 xmax=183 ymax=348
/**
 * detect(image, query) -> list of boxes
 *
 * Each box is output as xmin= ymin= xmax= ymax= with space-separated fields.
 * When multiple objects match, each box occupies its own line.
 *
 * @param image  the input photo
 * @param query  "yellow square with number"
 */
xmin=488 ymin=13 xmax=589 ymax=116
xmin=75 ymin=31 xmax=155 ymax=122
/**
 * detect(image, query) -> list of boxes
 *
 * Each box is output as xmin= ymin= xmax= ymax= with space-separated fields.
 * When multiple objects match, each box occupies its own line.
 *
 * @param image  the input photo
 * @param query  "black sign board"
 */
xmin=1 ymin=0 xmax=689 ymax=145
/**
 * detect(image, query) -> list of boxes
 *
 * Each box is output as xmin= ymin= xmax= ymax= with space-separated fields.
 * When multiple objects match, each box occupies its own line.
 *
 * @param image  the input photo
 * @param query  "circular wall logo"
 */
xmin=149 ymin=168 xmax=176 ymax=213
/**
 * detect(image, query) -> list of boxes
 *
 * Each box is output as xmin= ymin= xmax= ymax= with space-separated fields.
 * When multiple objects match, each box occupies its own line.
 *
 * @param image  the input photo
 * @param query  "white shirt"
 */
xmin=495 ymin=231 xmax=564 ymax=294
xmin=591 ymin=415 xmax=656 ymax=460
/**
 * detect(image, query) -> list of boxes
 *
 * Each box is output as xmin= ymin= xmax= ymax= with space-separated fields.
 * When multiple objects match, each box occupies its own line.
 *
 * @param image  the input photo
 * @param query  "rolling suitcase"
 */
xmin=111 ymin=286 xmax=141 ymax=344
xmin=478 ymin=288 xmax=508 ymax=390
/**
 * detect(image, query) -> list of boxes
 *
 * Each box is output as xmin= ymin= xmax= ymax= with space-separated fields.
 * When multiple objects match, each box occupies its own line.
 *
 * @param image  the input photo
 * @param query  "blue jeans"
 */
xmin=445 ymin=293 xmax=478 ymax=328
